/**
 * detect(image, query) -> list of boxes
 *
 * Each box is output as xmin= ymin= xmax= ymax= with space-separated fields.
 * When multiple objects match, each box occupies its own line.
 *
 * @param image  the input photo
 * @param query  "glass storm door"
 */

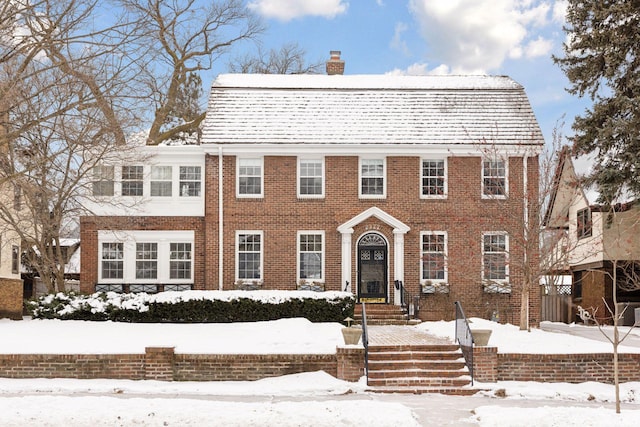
xmin=357 ymin=233 xmax=388 ymax=303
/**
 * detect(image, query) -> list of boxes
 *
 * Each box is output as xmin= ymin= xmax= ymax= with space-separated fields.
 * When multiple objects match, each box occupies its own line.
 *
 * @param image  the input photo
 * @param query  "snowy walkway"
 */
xmin=366 ymin=325 xmax=454 ymax=346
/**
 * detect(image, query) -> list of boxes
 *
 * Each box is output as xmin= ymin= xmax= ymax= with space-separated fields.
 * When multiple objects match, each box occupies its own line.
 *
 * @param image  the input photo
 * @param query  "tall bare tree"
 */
xmin=119 ymin=0 xmax=263 ymax=145
xmin=228 ymin=42 xmax=323 ymax=74
xmin=0 ymin=0 xmax=261 ymax=291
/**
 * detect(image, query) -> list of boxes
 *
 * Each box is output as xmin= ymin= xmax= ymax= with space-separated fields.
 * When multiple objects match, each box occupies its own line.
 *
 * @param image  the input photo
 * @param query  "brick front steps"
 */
xmin=366 ymin=344 xmax=478 ymax=395
xmin=354 ymin=304 xmax=420 ymax=326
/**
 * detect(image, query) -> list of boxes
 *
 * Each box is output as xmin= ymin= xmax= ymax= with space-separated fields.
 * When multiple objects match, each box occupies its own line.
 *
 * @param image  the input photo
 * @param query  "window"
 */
xmin=92 ymin=165 xmax=114 ymax=196
xmin=101 ymin=242 xmax=123 ymax=279
xmin=13 ymin=184 xmax=22 ymax=210
xmin=483 ymin=233 xmax=508 ymax=282
xmin=421 ymin=160 xmax=446 ymax=197
xmin=421 ymin=232 xmax=447 ymax=282
xmin=121 ymin=166 xmax=144 ymax=196
xmin=298 ymin=159 xmax=324 ymax=197
xmin=482 ymin=159 xmax=507 ymax=197
xmin=11 ymin=245 xmax=19 ymax=274
xmin=298 ymin=232 xmax=323 ymax=280
xmin=170 ymin=243 xmax=192 ymax=279
xmin=237 ymin=158 xmax=263 ymax=197
xmin=150 ymin=166 xmax=172 ymax=197
xmin=577 ymin=208 xmax=592 ymax=239
xmin=135 ymin=243 xmax=157 ymax=279
xmin=360 ymin=158 xmax=385 ymax=197
xmin=237 ymin=232 xmax=262 ymax=280
xmin=179 ymin=166 xmax=201 ymax=197
xmin=97 ymin=231 xmax=194 ymax=284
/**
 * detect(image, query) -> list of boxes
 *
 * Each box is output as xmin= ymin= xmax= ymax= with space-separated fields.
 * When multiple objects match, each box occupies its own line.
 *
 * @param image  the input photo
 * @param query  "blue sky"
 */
xmin=205 ymin=0 xmax=591 ymax=147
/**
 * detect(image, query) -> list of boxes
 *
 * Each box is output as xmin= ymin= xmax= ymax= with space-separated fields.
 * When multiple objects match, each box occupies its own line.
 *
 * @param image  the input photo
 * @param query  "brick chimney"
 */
xmin=326 ymin=50 xmax=345 ymax=75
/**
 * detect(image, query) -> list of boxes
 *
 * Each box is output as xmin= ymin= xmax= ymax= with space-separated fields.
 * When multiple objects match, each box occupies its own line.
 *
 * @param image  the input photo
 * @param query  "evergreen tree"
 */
xmin=554 ymin=0 xmax=640 ymax=202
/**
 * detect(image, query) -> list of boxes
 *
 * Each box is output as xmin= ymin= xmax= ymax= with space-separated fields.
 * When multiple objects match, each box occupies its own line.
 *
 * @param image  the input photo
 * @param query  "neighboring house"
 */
xmin=80 ymin=53 xmax=544 ymax=322
xmin=544 ymin=147 xmax=640 ymax=324
xmin=22 ymin=238 xmax=81 ymax=299
xmin=0 ymin=119 xmax=23 ymax=319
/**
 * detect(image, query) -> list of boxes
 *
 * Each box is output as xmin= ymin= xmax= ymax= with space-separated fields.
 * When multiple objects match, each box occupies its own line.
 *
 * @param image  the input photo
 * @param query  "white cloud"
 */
xmin=386 ymin=62 xmax=452 ymax=76
xmin=248 ymin=0 xmax=348 ymax=21
xmin=552 ymin=0 xmax=568 ymax=24
xmin=390 ymin=22 xmax=410 ymax=56
xmin=409 ymin=0 xmax=558 ymax=73
xmin=525 ymin=36 xmax=553 ymax=58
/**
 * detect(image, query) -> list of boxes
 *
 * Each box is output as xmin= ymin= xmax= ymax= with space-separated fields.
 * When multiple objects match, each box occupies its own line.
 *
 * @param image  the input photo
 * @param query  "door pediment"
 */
xmin=337 ymin=207 xmax=410 ymax=234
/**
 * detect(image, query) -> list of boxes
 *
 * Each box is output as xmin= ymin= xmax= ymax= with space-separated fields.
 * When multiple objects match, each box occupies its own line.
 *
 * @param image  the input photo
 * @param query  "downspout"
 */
xmin=218 ymin=146 xmax=224 ymax=290
xmin=523 ymin=153 xmax=529 ymax=328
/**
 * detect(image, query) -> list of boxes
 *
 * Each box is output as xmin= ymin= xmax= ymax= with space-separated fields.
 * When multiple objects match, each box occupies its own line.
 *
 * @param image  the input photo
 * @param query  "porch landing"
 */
xmin=366 ymin=325 xmax=453 ymax=346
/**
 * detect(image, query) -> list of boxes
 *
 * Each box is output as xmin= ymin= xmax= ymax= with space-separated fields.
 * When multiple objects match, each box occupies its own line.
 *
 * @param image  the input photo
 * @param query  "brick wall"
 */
xmin=0 ymin=278 xmax=23 ymax=320
xmin=473 ymin=347 xmax=640 ymax=384
xmin=174 ymin=353 xmax=338 ymax=381
xmin=0 ymin=347 xmax=360 ymax=382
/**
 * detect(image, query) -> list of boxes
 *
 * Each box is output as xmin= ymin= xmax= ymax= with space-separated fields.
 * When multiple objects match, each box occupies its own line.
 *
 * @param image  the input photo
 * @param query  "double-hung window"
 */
xmin=576 ymin=208 xmax=592 ymax=239
xmin=237 ymin=232 xmax=262 ymax=280
xmin=179 ymin=166 xmax=201 ymax=197
xmin=482 ymin=158 xmax=507 ymax=198
xmin=421 ymin=159 xmax=446 ymax=198
xmin=237 ymin=158 xmax=263 ymax=197
xmin=121 ymin=166 xmax=144 ymax=196
xmin=482 ymin=233 xmax=508 ymax=283
xmin=150 ymin=166 xmax=172 ymax=197
xmin=135 ymin=243 xmax=158 ymax=279
xmin=298 ymin=159 xmax=324 ymax=198
xmin=92 ymin=165 xmax=114 ymax=197
xmin=101 ymin=242 xmax=124 ymax=279
xmin=360 ymin=158 xmax=385 ymax=198
xmin=170 ymin=243 xmax=192 ymax=279
xmin=421 ymin=232 xmax=447 ymax=282
xmin=298 ymin=232 xmax=324 ymax=281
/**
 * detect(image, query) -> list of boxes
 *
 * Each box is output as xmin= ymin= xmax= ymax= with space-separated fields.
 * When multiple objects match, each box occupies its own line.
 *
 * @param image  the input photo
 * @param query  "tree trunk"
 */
xmin=520 ymin=286 xmax=530 ymax=331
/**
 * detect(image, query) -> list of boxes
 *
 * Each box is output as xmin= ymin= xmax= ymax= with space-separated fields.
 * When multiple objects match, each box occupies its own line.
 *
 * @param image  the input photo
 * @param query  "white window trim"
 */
xmin=481 ymin=157 xmax=508 ymax=199
xmin=149 ymin=165 xmax=173 ymax=197
xmin=97 ymin=230 xmax=194 ymax=284
xmin=235 ymin=230 xmax=264 ymax=281
xmin=297 ymin=158 xmax=325 ymax=199
xmin=359 ymin=157 xmax=386 ymax=199
xmin=297 ymin=231 xmax=325 ymax=282
xmin=236 ymin=157 xmax=264 ymax=198
xmin=420 ymin=158 xmax=448 ymax=199
xmin=481 ymin=231 xmax=510 ymax=284
xmin=420 ymin=231 xmax=448 ymax=284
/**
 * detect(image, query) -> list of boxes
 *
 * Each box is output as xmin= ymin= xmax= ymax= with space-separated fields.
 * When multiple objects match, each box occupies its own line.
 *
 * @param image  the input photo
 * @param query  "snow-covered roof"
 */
xmin=202 ymin=74 xmax=544 ymax=146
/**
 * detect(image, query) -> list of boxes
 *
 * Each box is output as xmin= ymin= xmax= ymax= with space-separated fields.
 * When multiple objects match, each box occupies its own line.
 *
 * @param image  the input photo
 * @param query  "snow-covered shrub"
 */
xmin=25 ymin=290 xmax=355 ymax=323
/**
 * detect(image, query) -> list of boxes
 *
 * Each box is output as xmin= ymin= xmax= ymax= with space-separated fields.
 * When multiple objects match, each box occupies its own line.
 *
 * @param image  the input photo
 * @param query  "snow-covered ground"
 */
xmin=1 ymin=316 xmax=640 ymax=425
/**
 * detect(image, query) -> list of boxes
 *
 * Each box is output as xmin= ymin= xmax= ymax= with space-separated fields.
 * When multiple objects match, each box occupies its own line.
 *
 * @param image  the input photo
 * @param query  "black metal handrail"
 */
xmin=454 ymin=301 xmax=474 ymax=385
xmin=396 ymin=280 xmax=419 ymax=320
xmin=361 ymin=302 xmax=369 ymax=381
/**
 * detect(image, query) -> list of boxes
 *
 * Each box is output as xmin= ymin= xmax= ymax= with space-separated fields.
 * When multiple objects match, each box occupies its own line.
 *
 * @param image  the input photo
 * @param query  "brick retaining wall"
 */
xmin=473 ymin=347 xmax=640 ymax=384
xmin=0 ymin=347 xmax=362 ymax=382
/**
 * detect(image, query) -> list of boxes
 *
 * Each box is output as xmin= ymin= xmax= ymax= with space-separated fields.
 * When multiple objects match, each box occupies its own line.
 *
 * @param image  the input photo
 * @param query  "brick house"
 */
xmin=545 ymin=148 xmax=640 ymax=324
xmin=81 ymin=54 xmax=544 ymax=322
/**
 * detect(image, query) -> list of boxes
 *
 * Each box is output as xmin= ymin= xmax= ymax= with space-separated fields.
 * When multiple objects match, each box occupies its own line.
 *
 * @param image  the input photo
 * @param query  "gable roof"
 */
xmin=201 ymin=74 xmax=544 ymax=147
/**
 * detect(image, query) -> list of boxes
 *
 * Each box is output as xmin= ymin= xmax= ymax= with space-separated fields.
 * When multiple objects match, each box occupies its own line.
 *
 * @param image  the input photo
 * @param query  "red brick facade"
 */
xmin=80 ymin=154 xmax=540 ymax=324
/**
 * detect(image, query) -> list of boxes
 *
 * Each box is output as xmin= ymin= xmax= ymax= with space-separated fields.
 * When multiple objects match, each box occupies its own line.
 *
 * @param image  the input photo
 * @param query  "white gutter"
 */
xmin=218 ymin=146 xmax=224 ymax=290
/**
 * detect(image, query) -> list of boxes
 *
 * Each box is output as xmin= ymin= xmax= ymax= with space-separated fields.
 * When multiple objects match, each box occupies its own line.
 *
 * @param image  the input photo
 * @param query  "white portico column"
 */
xmin=393 ymin=229 xmax=406 ymax=305
xmin=340 ymin=229 xmax=353 ymax=293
